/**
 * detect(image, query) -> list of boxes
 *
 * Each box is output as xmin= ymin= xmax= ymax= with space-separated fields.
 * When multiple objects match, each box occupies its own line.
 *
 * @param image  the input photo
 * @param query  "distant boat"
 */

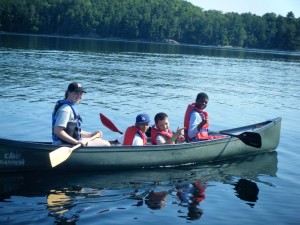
xmin=164 ymin=39 xmax=180 ymax=44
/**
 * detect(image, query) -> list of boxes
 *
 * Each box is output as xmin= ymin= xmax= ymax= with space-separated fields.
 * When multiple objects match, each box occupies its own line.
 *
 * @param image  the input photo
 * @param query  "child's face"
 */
xmin=156 ymin=118 xmax=170 ymax=132
xmin=137 ymin=123 xmax=150 ymax=133
xmin=195 ymin=97 xmax=208 ymax=110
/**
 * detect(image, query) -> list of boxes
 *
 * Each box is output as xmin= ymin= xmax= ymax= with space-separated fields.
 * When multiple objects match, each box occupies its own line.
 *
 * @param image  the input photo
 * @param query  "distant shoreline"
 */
xmin=0 ymin=31 xmax=180 ymax=45
xmin=1 ymin=31 xmax=299 ymax=55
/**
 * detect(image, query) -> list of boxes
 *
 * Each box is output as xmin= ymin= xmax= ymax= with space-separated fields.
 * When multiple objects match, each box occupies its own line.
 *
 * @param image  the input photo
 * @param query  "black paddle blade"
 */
xmin=237 ymin=132 xmax=262 ymax=148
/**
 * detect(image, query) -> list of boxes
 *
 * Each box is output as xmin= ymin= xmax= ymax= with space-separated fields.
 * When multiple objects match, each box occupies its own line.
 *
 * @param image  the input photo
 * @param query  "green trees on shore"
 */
xmin=0 ymin=0 xmax=299 ymax=50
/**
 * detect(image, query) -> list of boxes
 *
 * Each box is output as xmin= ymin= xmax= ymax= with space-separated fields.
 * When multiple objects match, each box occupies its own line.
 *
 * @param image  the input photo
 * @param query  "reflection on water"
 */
xmin=234 ymin=179 xmax=259 ymax=207
xmin=0 ymin=152 xmax=277 ymax=223
xmin=175 ymin=181 xmax=206 ymax=220
xmin=145 ymin=190 xmax=168 ymax=209
xmin=1 ymin=33 xmax=300 ymax=61
xmin=47 ymin=191 xmax=75 ymax=215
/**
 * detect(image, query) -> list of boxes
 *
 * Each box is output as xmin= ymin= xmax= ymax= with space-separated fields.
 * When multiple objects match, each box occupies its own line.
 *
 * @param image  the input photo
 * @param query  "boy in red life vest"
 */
xmin=118 ymin=113 xmax=150 ymax=146
xmin=151 ymin=112 xmax=184 ymax=145
xmin=184 ymin=92 xmax=226 ymax=142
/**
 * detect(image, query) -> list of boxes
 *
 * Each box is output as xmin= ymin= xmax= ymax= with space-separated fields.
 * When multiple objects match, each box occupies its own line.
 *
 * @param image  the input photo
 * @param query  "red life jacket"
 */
xmin=151 ymin=125 xmax=173 ymax=145
xmin=184 ymin=103 xmax=209 ymax=141
xmin=123 ymin=126 xmax=147 ymax=146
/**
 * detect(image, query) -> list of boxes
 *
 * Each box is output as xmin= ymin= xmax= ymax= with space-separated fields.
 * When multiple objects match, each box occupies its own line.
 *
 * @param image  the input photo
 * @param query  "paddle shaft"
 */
xmin=63 ymin=133 xmax=100 ymax=152
xmin=69 ymin=143 xmax=81 ymax=151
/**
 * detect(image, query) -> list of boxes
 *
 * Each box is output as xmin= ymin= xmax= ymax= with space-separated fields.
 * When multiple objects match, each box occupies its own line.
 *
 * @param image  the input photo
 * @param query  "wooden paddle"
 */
xmin=49 ymin=134 xmax=99 ymax=168
xmin=100 ymin=113 xmax=123 ymax=134
xmin=220 ymin=131 xmax=262 ymax=148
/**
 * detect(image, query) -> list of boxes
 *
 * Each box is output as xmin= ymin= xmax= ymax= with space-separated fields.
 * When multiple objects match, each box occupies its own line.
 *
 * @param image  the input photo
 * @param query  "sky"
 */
xmin=187 ymin=0 xmax=300 ymax=18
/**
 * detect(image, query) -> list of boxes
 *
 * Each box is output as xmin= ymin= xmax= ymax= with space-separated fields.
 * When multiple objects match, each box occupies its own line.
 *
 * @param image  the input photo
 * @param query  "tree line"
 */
xmin=0 ymin=0 xmax=299 ymax=50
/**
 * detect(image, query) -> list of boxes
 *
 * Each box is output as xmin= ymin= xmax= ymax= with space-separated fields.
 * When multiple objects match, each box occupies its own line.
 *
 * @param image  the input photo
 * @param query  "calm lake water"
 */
xmin=0 ymin=33 xmax=300 ymax=225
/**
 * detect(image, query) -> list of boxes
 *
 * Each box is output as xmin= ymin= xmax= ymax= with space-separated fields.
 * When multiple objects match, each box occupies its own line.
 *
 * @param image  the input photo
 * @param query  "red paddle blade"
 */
xmin=100 ymin=113 xmax=123 ymax=134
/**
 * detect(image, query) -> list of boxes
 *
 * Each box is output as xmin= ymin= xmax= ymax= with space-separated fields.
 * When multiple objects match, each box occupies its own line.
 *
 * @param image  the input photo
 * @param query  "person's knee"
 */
xmin=102 ymin=140 xmax=111 ymax=146
xmin=88 ymin=139 xmax=111 ymax=146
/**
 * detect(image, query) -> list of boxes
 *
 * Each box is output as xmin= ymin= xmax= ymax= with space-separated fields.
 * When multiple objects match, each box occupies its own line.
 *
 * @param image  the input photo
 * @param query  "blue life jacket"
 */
xmin=52 ymin=100 xmax=82 ymax=143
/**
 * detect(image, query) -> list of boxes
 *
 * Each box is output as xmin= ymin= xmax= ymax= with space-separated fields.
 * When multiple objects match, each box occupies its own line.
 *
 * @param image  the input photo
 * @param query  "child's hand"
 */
xmin=175 ymin=127 xmax=184 ymax=137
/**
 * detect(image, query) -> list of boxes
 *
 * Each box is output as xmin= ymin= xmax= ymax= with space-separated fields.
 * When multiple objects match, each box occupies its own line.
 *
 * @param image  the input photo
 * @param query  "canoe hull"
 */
xmin=0 ymin=117 xmax=282 ymax=172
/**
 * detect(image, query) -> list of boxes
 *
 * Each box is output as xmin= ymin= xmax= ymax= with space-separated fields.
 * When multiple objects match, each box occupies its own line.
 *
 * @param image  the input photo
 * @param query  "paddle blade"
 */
xmin=237 ymin=132 xmax=262 ymax=148
xmin=49 ymin=146 xmax=73 ymax=167
xmin=220 ymin=131 xmax=262 ymax=148
xmin=100 ymin=113 xmax=123 ymax=134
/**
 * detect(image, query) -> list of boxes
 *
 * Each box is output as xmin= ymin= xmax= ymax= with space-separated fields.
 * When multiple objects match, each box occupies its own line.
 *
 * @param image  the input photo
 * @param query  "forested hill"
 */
xmin=0 ymin=0 xmax=299 ymax=50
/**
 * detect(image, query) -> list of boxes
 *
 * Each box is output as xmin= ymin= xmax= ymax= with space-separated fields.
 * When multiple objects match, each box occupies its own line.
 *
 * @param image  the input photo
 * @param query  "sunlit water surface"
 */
xmin=0 ymin=34 xmax=299 ymax=225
